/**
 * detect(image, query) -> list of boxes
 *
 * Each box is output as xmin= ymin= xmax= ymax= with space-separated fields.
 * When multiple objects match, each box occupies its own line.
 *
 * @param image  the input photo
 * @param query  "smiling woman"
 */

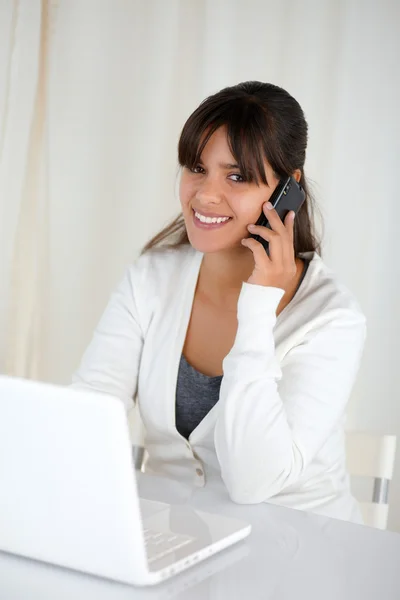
xmin=142 ymin=82 xmax=320 ymax=257
xmin=72 ymin=81 xmax=367 ymax=524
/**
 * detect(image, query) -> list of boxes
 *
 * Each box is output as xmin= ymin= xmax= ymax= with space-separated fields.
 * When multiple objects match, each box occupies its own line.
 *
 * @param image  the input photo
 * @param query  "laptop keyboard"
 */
xmin=143 ymin=528 xmax=195 ymax=564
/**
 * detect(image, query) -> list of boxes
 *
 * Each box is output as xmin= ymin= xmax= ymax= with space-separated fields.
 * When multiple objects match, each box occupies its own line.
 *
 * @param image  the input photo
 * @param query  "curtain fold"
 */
xmin=0 ymin=0 xmax=47 ymax=377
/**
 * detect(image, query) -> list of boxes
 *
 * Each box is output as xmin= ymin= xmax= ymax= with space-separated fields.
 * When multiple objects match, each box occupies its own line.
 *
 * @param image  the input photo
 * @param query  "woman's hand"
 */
xmin=241 ymin=201 xmax=297 ymax=289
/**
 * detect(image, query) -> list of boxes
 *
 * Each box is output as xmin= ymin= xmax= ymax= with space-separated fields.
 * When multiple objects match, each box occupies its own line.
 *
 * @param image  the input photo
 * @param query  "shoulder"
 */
xmin=292 ymin=251 xmax=366 ymax=333
xmin=112 ymin=244 xmax=199 ymax=333
xmin=122 ymin=244 xmax=199 ymax=309
xmin=127 ymin=244 xmax=198 ymax=286
xmin=275 ymin=252 xmax=367 ymax=367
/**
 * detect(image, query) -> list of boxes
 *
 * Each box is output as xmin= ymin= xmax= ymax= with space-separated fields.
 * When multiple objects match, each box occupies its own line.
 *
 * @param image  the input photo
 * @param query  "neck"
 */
xmin=198 ymin=246 xmax=254 ymax=301
xmin=197 ymin=246 xmax=306 ymax=314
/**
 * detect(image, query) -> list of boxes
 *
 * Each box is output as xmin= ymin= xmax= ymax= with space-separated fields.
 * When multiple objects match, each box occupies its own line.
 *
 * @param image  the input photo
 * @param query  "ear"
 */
xmin=292 ymin=169 xmax=302 ymax=183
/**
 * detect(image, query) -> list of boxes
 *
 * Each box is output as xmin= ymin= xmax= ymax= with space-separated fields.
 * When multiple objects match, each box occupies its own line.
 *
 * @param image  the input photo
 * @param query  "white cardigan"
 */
xmin=72 ymin=244 xmax=366 ymax=522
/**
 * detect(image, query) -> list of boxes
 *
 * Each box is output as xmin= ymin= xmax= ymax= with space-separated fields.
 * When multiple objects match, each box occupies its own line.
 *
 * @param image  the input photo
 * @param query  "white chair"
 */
xmin=345 ymin=432 xmax=397 ymax=530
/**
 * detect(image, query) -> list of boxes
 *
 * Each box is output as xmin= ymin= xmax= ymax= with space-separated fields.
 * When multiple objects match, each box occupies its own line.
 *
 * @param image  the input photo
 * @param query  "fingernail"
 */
xmin=290 ymin=211 xmax=295 ymax=220
xmin=247 ymin=224 xmax=255 ymax=230
xmin=265 ymin=202 xmax=273 ymax=210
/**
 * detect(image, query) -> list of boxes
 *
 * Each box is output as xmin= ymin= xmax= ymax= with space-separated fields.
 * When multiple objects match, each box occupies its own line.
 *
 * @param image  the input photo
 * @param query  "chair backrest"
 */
xmin=345 ymin=432 xmax=397 ymax=530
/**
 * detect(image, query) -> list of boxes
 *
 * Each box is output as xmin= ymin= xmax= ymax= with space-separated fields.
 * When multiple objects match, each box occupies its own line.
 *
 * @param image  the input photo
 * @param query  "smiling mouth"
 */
xmin=192 ymin=209 xmax=232 ymax=228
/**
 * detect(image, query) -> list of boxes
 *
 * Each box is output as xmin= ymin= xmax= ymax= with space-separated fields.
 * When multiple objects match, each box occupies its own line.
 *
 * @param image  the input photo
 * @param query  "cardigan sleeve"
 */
xmin=71 ymin=264 xmax=144 ymax=411
xmin=214 ymin=282 xmax=367 ymax=504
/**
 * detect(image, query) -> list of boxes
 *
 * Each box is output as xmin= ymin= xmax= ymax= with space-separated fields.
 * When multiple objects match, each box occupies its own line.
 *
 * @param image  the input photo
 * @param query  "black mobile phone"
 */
xmin=250 ymin=175 xmax=306 ymax=254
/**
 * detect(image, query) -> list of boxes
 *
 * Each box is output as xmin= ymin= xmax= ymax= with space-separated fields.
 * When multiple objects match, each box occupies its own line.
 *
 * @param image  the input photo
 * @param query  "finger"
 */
xmin=247 ymin=224 xmax=279 ymax=242
xmin=284 ymin=211 xmax=295 ymax=245
xmin=246 ymin=225 xmax=283 ymax=262
xmin=241 ymin=237 xmax=272 ymax=264
xmin=282 ymin=211 xmax=296 ymax=265
xmin=262 ymin=202 xmax=287 ymax=235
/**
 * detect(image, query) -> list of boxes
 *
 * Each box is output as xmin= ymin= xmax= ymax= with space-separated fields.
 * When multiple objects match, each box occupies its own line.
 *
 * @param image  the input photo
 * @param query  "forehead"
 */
xmin=199 ymin=126 xmax=273 ymax=174
xmin=199 ymin=126 xmax=231 ymax=155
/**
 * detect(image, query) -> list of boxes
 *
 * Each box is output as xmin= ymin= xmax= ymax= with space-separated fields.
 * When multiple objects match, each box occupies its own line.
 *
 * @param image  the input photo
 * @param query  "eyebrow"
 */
xmin=196 ymin=160 xmax=240 ymax=170
xmin=218 ymin=162 xmax=240 ymax=169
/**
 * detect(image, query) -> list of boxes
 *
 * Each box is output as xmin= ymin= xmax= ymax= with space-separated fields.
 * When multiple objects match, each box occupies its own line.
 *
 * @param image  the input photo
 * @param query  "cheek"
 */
xmin=231 ymin=197 xmax=264 ymax=226
xmin=179 ymin=177 xmax=195 ymax=209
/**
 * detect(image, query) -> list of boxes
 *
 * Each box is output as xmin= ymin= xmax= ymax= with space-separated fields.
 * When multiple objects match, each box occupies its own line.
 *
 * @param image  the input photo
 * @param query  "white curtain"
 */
xmin=0 ymin=0 xmax=47 ymax=378
xmin=1 ymin=0 xmax=399 ymax=529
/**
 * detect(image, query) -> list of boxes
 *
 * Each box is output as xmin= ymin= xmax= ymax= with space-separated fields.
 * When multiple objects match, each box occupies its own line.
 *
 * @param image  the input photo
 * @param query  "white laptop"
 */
xmin=0 ymin=375 xmax=251 ymax=587
xmin=0 ymin=529 xmax=249 ymax=600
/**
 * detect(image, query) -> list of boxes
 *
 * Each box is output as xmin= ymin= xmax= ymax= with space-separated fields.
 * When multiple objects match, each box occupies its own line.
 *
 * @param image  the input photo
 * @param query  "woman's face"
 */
xmin=179 ymin=126 xmax=281 ymax=254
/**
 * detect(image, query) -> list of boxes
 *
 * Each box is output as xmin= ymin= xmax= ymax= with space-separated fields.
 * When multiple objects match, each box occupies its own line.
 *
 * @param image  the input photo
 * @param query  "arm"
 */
xmin=214 ymin=282 xmax=366 ymax=504
xmin=71 ymin=265 xmax=145 ymax=412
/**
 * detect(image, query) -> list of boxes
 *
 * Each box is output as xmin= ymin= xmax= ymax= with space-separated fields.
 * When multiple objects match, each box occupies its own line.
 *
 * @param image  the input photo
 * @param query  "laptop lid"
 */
xmin=0 ymin=375 xmax=152 ymax=585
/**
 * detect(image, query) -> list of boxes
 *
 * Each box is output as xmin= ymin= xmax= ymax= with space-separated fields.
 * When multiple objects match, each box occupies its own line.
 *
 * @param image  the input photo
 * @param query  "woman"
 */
xmin=72 ymin=81 xmax=366 ymax=523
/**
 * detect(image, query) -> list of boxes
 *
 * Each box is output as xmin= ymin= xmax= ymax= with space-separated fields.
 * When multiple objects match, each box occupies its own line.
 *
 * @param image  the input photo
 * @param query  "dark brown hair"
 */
xmin=142 ymin=81 xmax=322 ymax=255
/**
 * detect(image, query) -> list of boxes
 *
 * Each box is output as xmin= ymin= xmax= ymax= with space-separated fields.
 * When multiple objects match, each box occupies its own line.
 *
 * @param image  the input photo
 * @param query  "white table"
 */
xmin=1 ymin=472 xmax=400 ymax=599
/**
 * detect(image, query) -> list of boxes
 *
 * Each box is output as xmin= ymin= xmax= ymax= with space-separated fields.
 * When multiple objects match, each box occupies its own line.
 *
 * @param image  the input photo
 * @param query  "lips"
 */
xmin=192 ymin=209 xmax=232 ymax=230
xmin=192 ymin=209 xmax=231 ymax=219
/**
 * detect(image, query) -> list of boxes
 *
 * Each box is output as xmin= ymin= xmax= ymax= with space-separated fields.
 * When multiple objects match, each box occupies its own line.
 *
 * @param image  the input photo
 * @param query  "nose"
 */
xmin=195 ymin=175 xmax=223 ymax=206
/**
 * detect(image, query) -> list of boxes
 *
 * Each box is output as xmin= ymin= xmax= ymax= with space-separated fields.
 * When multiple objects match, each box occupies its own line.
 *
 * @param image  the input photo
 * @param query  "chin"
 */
xmin=187 ymin=232 xmax=241 ymax=254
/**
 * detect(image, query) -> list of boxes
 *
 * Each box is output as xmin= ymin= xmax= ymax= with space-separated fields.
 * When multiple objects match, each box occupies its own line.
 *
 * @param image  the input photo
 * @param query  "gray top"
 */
xmin=175 ymin=259 xmax=310 ymax=440
xmin=175 ymin=354 xmax=223 ymax=439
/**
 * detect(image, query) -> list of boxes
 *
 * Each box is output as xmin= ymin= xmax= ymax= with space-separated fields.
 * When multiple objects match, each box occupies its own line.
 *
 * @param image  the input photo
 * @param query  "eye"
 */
xmin=228 ymin=173 xmax=246 ymax=183
xmin=189 ymin=165 xmax=205 ymax=174
xmin=187 ymin=165 xmax=246 ymax=182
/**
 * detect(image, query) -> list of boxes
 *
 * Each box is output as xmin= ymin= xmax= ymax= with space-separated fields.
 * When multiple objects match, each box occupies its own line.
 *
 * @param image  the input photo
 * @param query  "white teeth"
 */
xmin=194 ymin=211 xmax=230 ymax=224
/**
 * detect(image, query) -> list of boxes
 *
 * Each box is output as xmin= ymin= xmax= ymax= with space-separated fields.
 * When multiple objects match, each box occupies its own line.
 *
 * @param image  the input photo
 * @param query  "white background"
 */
xmin=0 ymin=0 xmax=399 ymax=530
